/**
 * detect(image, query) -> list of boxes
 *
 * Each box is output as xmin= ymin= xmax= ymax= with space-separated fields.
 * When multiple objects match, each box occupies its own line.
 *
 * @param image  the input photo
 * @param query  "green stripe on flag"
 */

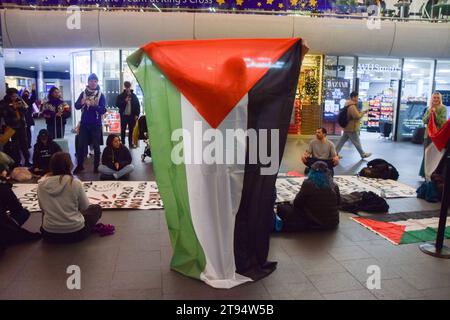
xmin=127 ymin=50 xmax=206 ymax=279
xmin=400 ymin=226 xmax=450 ymax=245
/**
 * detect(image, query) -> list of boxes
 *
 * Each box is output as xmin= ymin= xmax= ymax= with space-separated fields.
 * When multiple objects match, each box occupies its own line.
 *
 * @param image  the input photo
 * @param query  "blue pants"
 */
xmin=77 ymin=124 xmax=102 ymax=168
xmin=98 ymin=164 xmax=134 ymax=179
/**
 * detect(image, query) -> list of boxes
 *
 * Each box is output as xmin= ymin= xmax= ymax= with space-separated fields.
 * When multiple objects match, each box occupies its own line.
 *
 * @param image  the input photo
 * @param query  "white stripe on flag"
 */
xmin=181 ymin=94 xmax=252 ymax=288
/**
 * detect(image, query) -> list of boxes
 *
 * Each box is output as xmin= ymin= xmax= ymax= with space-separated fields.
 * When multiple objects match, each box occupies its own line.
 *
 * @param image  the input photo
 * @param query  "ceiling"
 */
xmin=3 ymin=48 xmax=86 ymax=72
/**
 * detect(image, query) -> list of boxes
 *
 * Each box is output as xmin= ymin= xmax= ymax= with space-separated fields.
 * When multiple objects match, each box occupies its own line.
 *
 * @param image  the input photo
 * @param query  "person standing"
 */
xmin=73 ymin=74 xmax=106 ymax=174
xmin=0 ymin=88 xmax=31 ymax=167
xmin=42 ymin=87 xmax=71 ymax=139
xmin=21 ymin=85 xmax=36 ymax=149
xmin=420 ymin=91 xmax=447 ymax=178
xmin=335 ymin=91 xmax=372 ymax=159
xmin=116 ymin=81 xmax=140 ymax=148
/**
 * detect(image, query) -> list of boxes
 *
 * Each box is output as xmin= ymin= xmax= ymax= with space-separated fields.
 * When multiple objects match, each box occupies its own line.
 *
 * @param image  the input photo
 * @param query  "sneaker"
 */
xmin=73 ymin=166 xmax=84 ymax=174
xmin=361 ymin=152 xmax=372 ymax=159
xmin=113 ymin=173 xmax=119 ymax=180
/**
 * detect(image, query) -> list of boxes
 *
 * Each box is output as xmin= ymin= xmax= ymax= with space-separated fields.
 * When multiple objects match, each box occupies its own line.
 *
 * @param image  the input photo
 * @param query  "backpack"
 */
xmin=359 ymin=158 xmax=399 ymax=180
xmin=337 ymin=106 xmax=349 ymax=128
xmin=340 ymin=191 xmax=389 ymax=214
xmin=416 ymin=181 xmax=440 ymax=203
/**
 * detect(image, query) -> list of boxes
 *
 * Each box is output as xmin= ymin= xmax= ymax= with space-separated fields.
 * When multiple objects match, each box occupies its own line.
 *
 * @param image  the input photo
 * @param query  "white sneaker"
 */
xmin=362 ymin=152 xmax=372 ymax=159
xmin=113 ymin=173 xmax=119 ymax=180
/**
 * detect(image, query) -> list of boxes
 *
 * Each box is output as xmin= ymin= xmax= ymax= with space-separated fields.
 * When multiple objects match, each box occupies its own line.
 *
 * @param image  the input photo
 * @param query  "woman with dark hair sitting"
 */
xmin=37 ymin=152 xmax=102 ymax=243
xmin=99 ymin=134 xmax=134 ymax=180
xmin=277 ymin=161 xmax=340 ymax=231
xmin=31 ymin=129 xmax=62 ymax=176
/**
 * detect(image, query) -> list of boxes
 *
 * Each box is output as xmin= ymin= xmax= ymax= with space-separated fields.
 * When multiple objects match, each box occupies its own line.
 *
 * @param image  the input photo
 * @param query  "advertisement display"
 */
xmin=323 ymin=78 xmax=350 ymax=121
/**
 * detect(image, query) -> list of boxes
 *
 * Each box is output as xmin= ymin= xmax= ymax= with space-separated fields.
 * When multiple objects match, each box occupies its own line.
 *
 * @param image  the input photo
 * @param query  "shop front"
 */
xmin=71 ymin=49 xmax=144 ymax=135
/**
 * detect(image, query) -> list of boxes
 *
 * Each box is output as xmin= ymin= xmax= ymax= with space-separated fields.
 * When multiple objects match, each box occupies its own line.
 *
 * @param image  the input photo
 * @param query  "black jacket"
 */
xmin=0 ymin=177 xmax=24 ymax=218
xmin=32 ymin=130 xmax=62 ymax=173
xmin=293 ymin=180 xmax=340 ymax=229
xmin=101 ymin=144 xmax=132 ymax=171
xmin=0 ymin=95 xmax=28 ymax=129
xmin=115 ymin=90 xmax=140 ymax=117
xmin=22 ymin=90 xmax=36 ymax=126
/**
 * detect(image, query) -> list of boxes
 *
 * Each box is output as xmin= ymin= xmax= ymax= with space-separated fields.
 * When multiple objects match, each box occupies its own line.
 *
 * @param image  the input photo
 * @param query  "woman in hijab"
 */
xmin=277 ymin=161 xmax=340 ymax=231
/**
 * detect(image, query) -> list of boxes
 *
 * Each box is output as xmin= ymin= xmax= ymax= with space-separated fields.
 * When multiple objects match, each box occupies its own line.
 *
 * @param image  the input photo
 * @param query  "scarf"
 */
xmin=43 ymin=98 xmax=66 ymax=113
xmin=83 ymin=86 xmax=101 ymax=107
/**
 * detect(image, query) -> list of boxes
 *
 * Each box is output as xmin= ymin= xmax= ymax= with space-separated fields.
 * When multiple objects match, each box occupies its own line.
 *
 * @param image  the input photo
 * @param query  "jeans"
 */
xmin=120 ymin=115 xmax=136 ymax=148
xmin=77 ymin=124 xmax=102 ymax=168
xmin=98 ymin=164 xmax=134 ymax=179
xmin=335 ymin=131 xmax=365 ymax=157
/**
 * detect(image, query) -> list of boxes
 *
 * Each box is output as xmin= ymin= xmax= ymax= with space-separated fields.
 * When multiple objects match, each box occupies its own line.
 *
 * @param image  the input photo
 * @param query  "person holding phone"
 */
xmin=115 ymin=81 xmax=140 ymax=149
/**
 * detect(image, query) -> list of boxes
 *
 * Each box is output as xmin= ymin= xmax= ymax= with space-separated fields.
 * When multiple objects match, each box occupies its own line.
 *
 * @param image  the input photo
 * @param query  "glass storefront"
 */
xmin=434 ymin=60 xmax=450 ymax=120
xmin=322 ymin=56 xmax=355 ymax=135
xmin=357 ymin=58 xmax=401 ymax=138
xmin=396 ymin=59 xmax=434 ymax=141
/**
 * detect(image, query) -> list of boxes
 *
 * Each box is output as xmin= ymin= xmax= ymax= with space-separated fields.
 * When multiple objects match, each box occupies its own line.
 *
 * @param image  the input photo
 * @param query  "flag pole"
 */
xmin=420 ymin=154 xmax=450 ymax=258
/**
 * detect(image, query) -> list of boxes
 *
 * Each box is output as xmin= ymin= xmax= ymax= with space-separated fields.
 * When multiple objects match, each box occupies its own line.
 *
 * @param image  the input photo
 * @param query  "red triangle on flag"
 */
xmin=142 ymin=39 xmax=300 ymax=128
xmin=353 ymin=217 xmax=406 ymax=245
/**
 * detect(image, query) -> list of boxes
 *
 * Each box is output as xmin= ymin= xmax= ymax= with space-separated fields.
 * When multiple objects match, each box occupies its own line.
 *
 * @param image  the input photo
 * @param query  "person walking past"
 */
xmin=335 ymin=91 xmax=372 ymax=159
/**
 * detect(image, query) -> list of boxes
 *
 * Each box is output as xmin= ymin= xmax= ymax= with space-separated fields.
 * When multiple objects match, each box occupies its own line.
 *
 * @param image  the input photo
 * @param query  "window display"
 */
xmin=434 ymin=60 xmax=450 ymax=120
xmin=396 ymin=59 xmax=434 ymax=140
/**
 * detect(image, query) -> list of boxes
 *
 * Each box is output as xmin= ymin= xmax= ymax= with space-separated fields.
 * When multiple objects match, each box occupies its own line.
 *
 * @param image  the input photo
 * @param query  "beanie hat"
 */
xmin=88 ymin=73 xmax=98 ymax=82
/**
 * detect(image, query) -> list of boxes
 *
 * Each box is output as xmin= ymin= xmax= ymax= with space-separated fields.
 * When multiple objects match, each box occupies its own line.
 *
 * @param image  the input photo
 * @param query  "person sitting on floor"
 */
xmin=37 ymin=152 xmax=102 ymax=243
xmin=31 ymin=129 xmax=62 ymax=176
xmin=276 ymin=161 xmax=340 ymax=232
xmin=301 ymin=127 xmax=339 ymax=175
xmin=98 ymin=134 xmax=134 ymax=180
xmin=0 ymin=163 xmax=41 ymax=250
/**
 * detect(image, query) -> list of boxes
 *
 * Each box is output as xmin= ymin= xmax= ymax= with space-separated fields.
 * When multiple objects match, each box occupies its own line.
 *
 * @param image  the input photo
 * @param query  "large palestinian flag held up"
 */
xmin=127 ymin=39 xmax=304 ymax=288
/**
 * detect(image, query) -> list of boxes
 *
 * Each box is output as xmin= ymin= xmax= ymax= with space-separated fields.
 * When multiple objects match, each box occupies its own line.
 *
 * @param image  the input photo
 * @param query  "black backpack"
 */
xmin=337 ymin=106 xmax=349 ymax=128
xmin=359 ymin=158 xmax=399 ymax=180
xmin=340 ymin=191 xmax=389 ymax=214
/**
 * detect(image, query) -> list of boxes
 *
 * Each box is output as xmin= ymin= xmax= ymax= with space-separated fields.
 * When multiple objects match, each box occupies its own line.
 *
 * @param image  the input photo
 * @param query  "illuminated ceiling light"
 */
xmin=29 ymin=66 xmax=35 ymax=69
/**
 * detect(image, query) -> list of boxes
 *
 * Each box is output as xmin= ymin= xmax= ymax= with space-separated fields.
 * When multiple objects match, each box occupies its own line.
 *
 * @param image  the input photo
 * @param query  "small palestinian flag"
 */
xmin=352 ymin=210 xmax=450 ymax=245
xmin=128 ymin=39 xmax=304 ymax=288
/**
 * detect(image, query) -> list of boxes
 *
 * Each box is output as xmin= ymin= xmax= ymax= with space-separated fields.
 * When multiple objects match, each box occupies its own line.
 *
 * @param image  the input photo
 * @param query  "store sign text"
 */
xmin=358 ymin=64 xmax=401 ymax=73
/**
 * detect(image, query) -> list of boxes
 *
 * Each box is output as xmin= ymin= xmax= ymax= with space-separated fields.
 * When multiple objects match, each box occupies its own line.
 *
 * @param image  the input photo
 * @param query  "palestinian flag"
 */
xmin=423 ymin=112 xmax=450 ymax=180
xmin=127 ymin=39 xmax=303 ymax=288
xmin=352 ymin=210 xmax=450 ymax=245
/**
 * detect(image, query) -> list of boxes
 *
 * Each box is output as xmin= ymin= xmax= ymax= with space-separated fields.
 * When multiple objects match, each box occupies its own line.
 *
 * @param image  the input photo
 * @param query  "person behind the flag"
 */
xmin=115 ymin=81 xmax=141 ymax=149
xmin=277 ymin=161 xmax=340 ymax=231
xmin=301 ymin=127 xmax=339 ymax=175
xmin=98 ymin=134 xmax=134 ymax=180
xmin=38 ymin=152 xmax=103 ymax=243
xmin=73 ymin=74 xmax=106 ymax=174
xmin=420 ymin=91 xmax=447 ymax=178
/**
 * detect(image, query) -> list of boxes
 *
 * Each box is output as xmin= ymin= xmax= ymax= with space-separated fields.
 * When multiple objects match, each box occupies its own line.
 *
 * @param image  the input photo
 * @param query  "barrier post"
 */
xmin=420 ymin=155 xmax=450 ymax=258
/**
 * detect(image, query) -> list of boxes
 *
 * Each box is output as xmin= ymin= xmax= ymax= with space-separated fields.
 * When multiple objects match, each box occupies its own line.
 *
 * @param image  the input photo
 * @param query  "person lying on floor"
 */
xmin=0 ymin=163 xmax=41 ymax=250
xmin=37 ymin=152 xmax=102 ymax=243
xmin=277 ymin=161 xmax=340 ymax=232
xmin=98 ymin=134 xmax=134 ymax=180
xmin=30 ymin=129 xmax=62 ymax=176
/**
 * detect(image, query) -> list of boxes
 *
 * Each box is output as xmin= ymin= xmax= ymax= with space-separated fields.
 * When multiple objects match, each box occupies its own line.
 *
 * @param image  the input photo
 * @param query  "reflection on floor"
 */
xmin=1 ymin=123 xmax=449 ymax=300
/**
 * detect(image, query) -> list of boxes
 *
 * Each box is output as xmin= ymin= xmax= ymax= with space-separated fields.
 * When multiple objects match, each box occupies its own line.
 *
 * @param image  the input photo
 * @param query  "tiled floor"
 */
xmin=1 ymin=122 xmax=449 ymax=300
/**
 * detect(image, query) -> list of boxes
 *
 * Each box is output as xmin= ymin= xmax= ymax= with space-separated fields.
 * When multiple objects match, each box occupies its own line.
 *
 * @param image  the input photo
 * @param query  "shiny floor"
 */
xmin=1 ymin=121 xmax=449 ymax=300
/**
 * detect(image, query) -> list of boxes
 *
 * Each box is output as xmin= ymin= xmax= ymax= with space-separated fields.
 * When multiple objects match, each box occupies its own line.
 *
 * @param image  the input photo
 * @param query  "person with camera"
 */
xmin=115 ymin=81 xmax=140 ymax=149
xmin=0 ymin=88 xmax=31 ymax=167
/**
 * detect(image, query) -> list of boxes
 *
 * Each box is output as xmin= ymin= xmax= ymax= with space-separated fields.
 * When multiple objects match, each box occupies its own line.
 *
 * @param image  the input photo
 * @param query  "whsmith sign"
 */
xmin=0 ymin=0 xmax=332 ymax=11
